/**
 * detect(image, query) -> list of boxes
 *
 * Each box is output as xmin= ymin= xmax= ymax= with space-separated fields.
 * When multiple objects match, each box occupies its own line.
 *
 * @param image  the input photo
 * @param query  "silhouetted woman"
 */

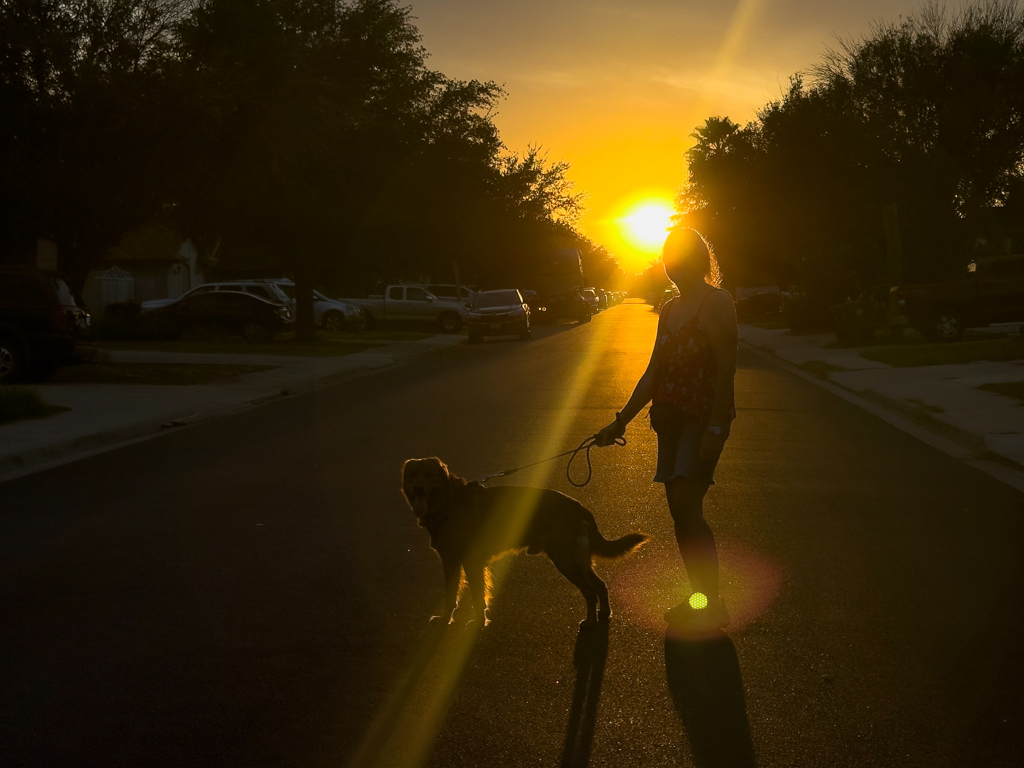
xmin=596 ymin=228 xmax=737 ymax=631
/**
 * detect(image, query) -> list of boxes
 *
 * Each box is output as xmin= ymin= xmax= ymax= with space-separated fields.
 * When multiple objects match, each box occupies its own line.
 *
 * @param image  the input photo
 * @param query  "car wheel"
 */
xmin=579 ymin=312 xmax=591 ymax=324
xmin=927 ymin=307 xmax=965 ymax=342
xmin=0 ymin=338 xmax=26 ymax=384
xmin=322 ymin=311 xmax=346 ymax=333
xmin=438 ymin=312 xmax=463 ymax=333
xmin=243 ymin=321 xmax=270 ymax=342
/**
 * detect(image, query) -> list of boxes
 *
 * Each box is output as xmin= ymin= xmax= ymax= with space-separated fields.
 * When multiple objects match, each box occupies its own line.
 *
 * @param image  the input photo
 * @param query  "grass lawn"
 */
xmin=50 ymin=363 xmax=275 ymax=385
xmin=859 ymin=336 xmax=1024 ymax=367
xmin=0 ymin=386 xmax=68 ymax=425
xmin=978 ymin=381 xmax=1024 ymax=406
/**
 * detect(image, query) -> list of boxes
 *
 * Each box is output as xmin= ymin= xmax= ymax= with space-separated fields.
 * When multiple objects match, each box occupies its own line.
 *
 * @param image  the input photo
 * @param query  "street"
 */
xmin=3 ymin=301 xmax=1024 ymax=767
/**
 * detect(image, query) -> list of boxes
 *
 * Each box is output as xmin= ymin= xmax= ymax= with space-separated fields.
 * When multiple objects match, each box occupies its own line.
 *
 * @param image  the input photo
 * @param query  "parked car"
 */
xmin=890 ymin=253 xmax=1024 ymax=341
xmin=581 ymin=288 xmax=600 ymax=314
xmin=735 ymin=290 xmax=783 ymax=323
xmin=148 ymin=290 xmax=293 ymax=340
xmin=260 ymin=279 xmax=364 ymax=331
xmin=140 ymin=280 xmax=292 ymax=312
xmin=467 ymin=289 xmax=531 ymax=342
xmin=340 ymin=284 xmax=467 ymax=332
xmin=0 ymin=266 xmax=97 ymax=383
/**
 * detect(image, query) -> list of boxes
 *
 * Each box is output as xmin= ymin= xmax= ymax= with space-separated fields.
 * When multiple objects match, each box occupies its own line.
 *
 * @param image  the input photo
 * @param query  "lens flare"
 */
xmin=688 ymin=592 xmax=708 ymax=610
xmin=614 ymin=541 xmax=783 ymax=634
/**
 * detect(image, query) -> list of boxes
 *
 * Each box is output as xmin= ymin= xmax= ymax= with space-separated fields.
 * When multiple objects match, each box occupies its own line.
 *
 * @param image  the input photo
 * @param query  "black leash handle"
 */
xmin=477 ymin=434 xmax=626 ymax=488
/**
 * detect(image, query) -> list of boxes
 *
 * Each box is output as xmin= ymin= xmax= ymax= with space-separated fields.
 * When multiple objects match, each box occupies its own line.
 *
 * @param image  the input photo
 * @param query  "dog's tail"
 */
xmin=591 ymin=529 xmax=648 ymax=559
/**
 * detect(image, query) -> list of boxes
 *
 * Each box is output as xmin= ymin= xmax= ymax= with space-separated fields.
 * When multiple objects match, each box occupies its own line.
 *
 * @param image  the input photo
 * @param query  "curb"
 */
xmin=740 ymin=340 xmax=1024 ymax=493
xmin=0 ymin=338 xmax=460 ymax=483
xmin=856 ymin=388 xmax=988 ymax=454
xmin=0 ymin=412 xmax=196 ymax=480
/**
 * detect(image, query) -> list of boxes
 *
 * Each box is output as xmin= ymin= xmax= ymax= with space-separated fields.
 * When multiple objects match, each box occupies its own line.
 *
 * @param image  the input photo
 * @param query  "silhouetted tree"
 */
xmin=0 ymin=0 xmax=186 ymax=287
xmin=678 ymin=1 xmax=1024 ymax=301
xmin=2 ymin=0 xmax=617 ymax=334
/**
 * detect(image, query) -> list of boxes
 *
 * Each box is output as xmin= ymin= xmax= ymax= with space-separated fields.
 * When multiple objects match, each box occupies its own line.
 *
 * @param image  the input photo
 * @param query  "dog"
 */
xmin=401 ymin=456 xmax=647 ymax=629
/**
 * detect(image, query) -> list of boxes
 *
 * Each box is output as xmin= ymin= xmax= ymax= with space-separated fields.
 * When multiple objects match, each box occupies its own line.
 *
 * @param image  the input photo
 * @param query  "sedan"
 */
xmin=467 ymin=289 xmax=531 ymax=342
xmin=150 ymin=290 xmax=293 ymax=341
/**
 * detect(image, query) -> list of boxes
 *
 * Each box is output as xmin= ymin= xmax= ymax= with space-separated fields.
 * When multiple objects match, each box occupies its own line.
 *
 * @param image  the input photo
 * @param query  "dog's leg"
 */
xmin=550 ymin=551 xmax=600 ymax=629
xmin=432 ymin=556 xmax=463 ymax=625
xmin=463 ymin=562 xmax=490 ymax=628
xmin=584 ymin=568 xmax=611 ymax=622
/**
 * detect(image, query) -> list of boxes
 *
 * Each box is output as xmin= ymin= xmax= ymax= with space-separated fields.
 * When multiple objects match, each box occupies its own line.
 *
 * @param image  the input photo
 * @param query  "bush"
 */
xmin=0 ymin=386 xmax=51 ymax=424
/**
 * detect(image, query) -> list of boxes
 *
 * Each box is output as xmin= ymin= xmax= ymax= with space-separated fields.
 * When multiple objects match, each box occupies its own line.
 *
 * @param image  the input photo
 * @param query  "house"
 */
xmin=82 ymin=224 xmax=203 ymax=315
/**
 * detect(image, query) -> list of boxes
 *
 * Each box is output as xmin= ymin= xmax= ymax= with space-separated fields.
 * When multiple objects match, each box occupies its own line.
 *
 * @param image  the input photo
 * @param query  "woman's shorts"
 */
xmin=652 ymin=406 xmax=730 ymax=485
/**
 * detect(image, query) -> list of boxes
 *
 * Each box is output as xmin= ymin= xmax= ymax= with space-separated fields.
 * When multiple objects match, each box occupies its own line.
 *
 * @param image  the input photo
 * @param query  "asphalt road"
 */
xmin=3 ymin=301 xmax=1023 ymax=768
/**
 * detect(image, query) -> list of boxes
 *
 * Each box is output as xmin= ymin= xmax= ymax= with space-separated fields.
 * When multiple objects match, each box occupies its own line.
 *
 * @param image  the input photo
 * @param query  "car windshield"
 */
xmin=474 ymin=290 xmax=521 ymax=309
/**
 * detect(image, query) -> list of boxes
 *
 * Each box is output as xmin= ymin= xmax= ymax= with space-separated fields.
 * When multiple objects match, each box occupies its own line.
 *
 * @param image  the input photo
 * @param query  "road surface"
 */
xmin=3 ymin=301 xmax=1023 ymax=767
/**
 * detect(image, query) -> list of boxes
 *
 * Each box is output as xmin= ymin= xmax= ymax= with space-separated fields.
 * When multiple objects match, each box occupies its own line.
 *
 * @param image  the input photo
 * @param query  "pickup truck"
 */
xmin=342 ymin=284 xmax=468 ymax=332
xmin=890 ymin=253 xmax=1024 ymax=340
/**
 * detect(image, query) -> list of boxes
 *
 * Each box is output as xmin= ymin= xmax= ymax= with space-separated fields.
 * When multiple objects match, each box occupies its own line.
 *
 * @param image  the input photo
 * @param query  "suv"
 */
xmin=264 ymin=279 xmax=365 ymax=331
xmin=890 ymin=253 xmax=1024 ymax=341
xmin=0 ymin=266 xmax=96 ymax=383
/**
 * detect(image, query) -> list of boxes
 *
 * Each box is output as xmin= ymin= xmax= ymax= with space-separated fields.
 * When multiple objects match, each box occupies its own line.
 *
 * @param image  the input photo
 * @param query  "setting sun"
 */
xmin=614 ymin=197 xmax=676 ymax=270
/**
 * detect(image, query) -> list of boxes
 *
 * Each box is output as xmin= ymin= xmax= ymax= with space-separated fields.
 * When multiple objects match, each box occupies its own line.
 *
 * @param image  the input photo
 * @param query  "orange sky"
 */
xmin=410 ymin=0 xmax=927 ymax=273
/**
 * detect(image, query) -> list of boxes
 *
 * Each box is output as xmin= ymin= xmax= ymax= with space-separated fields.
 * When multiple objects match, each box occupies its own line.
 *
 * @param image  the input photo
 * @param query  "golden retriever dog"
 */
xmin=402 ymin=457 xmax=647 ymax=629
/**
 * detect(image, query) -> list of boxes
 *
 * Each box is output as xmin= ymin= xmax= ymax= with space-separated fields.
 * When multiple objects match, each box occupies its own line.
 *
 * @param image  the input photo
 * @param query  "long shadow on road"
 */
xmin=560 ymin=624 xmax=609 ymax=768
xmin=665 ymin=631 xmax=757 ymax=768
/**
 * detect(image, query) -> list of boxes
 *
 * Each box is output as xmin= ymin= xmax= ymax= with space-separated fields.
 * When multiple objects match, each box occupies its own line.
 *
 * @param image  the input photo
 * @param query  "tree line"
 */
xmin=676 ymin=1 xmax=1024 ymax=305
xmin=0 ymin=0 xmax=620 ymax=336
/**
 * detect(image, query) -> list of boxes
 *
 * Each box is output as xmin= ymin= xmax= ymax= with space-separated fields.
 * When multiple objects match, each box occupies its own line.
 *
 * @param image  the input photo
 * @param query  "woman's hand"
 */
xmin=595 ymin=416 xmax=626 ymax=447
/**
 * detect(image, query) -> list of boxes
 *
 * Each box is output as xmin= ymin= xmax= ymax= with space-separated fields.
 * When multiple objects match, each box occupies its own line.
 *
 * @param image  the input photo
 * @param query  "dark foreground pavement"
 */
xmin=2 ymin=302 xmax=1023 ymax=767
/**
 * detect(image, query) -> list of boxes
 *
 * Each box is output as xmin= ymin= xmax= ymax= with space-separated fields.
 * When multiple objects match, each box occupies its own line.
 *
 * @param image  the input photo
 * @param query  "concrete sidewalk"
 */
xmin=0 ymin=335 xmax=463 ymax=480
xmin=739 ymin=324 xmax=1024 ymax=470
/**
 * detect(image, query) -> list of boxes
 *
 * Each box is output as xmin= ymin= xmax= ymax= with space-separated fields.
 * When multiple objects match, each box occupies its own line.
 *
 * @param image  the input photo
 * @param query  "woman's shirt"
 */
xmin=650 ymin=290 xmax=737 ymax=422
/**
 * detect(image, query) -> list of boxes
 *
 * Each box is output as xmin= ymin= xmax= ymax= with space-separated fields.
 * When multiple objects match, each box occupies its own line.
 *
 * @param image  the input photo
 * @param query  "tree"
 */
xmin=678 ymin=1 xmax=1024 ymax=300
xmin=0 ymin=0 xmax=186 ymax=287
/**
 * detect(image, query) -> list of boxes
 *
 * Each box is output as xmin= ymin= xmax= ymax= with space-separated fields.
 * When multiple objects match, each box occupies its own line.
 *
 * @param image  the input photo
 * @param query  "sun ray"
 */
xmin=346 ymin=318 xmax=616 ymax=768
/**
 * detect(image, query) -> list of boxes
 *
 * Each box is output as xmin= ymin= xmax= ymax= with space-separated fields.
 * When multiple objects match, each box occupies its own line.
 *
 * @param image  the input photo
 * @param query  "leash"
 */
xmin=477 ymin=434 xmax=627 ymax=488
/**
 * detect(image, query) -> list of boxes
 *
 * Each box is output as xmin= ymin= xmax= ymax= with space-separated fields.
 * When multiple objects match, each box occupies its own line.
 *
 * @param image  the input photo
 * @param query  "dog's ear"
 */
xmin=441 ymin=459 xmax=467 ymax=493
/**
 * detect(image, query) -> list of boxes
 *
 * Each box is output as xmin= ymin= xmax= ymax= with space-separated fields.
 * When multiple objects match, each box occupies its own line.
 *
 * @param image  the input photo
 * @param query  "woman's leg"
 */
xmin=665 ymin=476 xmax=720 ymax=599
